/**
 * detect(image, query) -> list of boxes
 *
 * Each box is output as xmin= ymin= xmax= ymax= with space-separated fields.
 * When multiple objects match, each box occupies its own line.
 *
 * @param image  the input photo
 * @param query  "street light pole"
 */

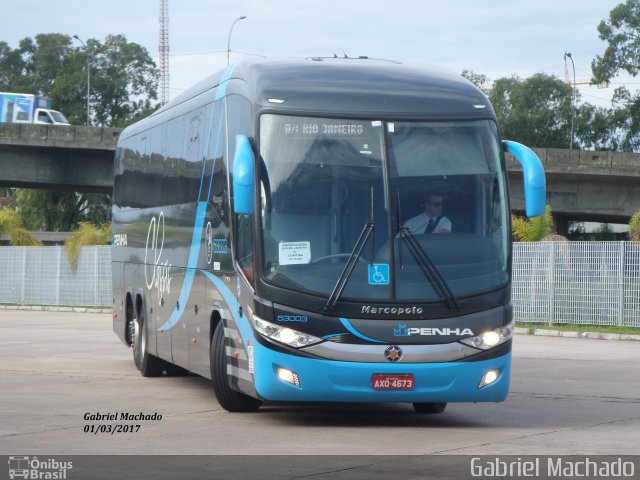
xmin=564 ymin=51 xmax=576 ymax=150
xmin=73 ymin=35 xmax=91 ymax=126
xmin=227 ymin=16 xmax=247 ymax=66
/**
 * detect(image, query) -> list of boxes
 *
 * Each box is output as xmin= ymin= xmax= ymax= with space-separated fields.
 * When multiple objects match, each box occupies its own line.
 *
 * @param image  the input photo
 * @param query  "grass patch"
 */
xmin=515 ymin=321 xmax=640 ymax=336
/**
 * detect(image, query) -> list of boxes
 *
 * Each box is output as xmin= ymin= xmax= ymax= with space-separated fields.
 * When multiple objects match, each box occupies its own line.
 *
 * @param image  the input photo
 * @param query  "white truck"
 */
xmin=0 ymin=92 xmax=70 ymax=125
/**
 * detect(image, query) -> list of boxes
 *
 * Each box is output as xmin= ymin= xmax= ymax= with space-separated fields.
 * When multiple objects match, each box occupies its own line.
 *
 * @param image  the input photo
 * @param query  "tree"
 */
xmin=512 ymin=205 xmax=554 ymax=242
xmin=591 ymin=0 xmax=640 ymax=151
xmin=574 ymin=101 xmax=624 ymax=151
xmin=592 ymin=223 xmax=617 ymax=241
xmin=591 ymin=0 xmax=640 ymax=83
xmin=0 ymin=33 xmax=158 ymax=127
xmin=0 ymin=209 xmax=41 ymax=246
xmin=629 ymin=211 xmax=640 ymax=241
xmin=0 ymin=33 xmax=156 ymax=230
xmin=488 ymin=74 xmax=573 ymax=148
xmin=14 ymin=189 xmax=111 ymax=232
xmin=90 ymin=34 xmax=159 ymax=127
xmin=64 ymin=222 xmax=111 ymax=270
xmin=461 ymin=70 xmax=491 ymax=94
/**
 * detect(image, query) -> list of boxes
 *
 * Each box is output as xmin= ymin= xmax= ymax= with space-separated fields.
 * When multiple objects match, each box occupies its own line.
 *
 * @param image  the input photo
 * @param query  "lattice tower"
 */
xmin=158 ymin=0 xmax=170 ymax=103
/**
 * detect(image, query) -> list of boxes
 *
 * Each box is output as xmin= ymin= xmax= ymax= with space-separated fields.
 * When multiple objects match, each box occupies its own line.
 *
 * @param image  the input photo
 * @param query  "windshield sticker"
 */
xmin=368 ymin=263 xmax=390 ymax=285
xmin=279 ymin=241 xmax=311 ymax=265
xmin=371 ymin=120 xmax=382 ymax=127
xmin=388 ymin=122 xmax=395 ymax=133
xmin=360 ymin=143 xmax=373 ymax=155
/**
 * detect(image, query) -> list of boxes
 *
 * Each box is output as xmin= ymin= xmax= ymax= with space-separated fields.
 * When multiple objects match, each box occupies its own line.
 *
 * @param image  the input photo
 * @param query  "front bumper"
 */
xmin=252 ymin=340 xmax=511 ymax=403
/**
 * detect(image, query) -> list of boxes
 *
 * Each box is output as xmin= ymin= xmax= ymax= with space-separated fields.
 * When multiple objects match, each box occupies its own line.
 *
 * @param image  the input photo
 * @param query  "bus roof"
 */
xmin=123 ymin=58 xmax=495 ymax=140
xmin=228 ymin=57 xmax=493 ymax=119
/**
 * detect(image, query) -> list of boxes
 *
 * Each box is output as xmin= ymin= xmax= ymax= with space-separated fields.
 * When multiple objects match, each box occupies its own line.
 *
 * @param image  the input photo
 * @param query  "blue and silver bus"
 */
xmin=112 ymin=58 xmax=545 ymax=413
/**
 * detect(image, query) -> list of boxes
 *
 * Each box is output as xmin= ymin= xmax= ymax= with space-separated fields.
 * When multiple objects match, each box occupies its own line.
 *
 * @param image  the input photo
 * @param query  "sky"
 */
xmin=1 ymin=0 xmax=634 ymax=105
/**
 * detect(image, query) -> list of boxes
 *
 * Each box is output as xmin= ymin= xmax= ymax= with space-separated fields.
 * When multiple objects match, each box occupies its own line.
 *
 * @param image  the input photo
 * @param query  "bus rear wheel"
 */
xmin=132 ymin=307 xmax=165 ymax=377
xmin=211 ymin=321 xmax=262 ymax=412
xmin=413 ymin=402 xmax=447 ymax=414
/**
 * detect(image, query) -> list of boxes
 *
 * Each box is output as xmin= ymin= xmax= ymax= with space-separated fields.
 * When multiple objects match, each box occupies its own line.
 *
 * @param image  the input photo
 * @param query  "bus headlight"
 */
xmin=459 ymin=321 xmax=514 ymax=350
xmin=249 ymin=313 xmax=322 ymax=348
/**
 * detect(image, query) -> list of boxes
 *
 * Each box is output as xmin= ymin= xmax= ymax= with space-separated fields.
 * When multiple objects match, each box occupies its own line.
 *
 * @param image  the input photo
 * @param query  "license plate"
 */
xmin=372 ymin=374 xmax=415 ymax=390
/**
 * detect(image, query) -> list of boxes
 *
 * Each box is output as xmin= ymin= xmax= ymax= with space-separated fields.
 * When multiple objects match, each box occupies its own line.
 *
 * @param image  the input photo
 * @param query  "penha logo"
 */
xmin=394 ymin=323 xmax=474 ymax=337
xmin=394 ymin=324 xmax=410 ymax=337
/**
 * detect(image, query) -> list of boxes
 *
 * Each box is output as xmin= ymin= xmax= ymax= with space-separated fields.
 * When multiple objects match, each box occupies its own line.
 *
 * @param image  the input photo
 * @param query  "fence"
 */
xmin=513 ymin=242 xmax=640 ymax=327
xmin=0 ymin=245 xmax=111 ymax=308
xmin=0 ymin=243 xmax=639 ymax=327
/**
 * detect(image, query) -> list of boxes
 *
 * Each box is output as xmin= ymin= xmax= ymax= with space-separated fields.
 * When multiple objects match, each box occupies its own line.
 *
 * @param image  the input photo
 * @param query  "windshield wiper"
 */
xmin=397 ymin=227 xmax=459 ymax=312
xmin=323 ymin=220 xmax=374 ymax=312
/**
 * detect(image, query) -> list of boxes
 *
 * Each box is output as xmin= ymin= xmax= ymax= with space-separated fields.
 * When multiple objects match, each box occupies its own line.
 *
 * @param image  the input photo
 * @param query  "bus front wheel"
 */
xmin=211 ymin=321 xmax=262 ymax=412
xmin=413 ymin=402 xmax=447 ymax=414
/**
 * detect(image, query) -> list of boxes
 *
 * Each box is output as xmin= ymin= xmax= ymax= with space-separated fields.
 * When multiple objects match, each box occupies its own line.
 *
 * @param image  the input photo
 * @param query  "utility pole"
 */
xmin=564 ymin=52 xmax=576 ymax=151
xmin=227 ymin=16 xmax=247 ymax=66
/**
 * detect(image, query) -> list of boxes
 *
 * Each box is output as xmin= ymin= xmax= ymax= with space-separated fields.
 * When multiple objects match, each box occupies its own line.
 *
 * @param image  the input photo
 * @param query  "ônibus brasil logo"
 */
xmin=8 ymin=456 xmax=73 ymax=479
xmin=393 ymin=323 xmax=473 ymax=337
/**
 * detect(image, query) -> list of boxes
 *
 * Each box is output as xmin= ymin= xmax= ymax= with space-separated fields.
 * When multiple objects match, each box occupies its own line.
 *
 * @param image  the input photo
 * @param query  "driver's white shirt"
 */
xmin=403 ymin=212 xmax=452 ymax=234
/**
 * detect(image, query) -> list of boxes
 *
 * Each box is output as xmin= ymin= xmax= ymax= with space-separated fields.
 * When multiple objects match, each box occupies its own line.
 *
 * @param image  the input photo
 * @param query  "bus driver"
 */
xmin=403 ymin=194 xmax=452 ymax=234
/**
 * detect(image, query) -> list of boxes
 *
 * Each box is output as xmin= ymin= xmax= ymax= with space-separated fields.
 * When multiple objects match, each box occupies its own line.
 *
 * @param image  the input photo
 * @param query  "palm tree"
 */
xmin=64 ymin=222 xmax=112 ymax=270
xmin=0 ymin=209 xmax=41 ymax=246
xmin=629 ymin=211 xmax=640 ymax=241
xmin=512 ymin=205 xmax=554 ymax=242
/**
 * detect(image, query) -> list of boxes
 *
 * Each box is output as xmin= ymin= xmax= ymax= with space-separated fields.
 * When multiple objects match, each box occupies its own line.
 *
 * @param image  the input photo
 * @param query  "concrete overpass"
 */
xmin=1 ymin=124 xmax=639 ymax=232
xmin=507 ymin=148 xmax=640 ymax=231
xmin=0 ymin=124 xmax=120 ymax=194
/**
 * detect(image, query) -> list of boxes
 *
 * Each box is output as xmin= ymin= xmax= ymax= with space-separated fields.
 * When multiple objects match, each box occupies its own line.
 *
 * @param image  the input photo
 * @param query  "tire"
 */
xmin=132 ymin=306 xmax=165 ymax=377
xmin=211 ymin=321 xmax=262 ymax=412
xmin=413 ymin=402 xmax=447 ymax=414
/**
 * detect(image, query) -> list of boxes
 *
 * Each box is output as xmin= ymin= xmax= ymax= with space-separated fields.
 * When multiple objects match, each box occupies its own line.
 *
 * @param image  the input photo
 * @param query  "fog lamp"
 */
xmin=479 ymin=369 xmax=500 ymax=388
xmin=277 ymin=367 xmax=301 ymax=387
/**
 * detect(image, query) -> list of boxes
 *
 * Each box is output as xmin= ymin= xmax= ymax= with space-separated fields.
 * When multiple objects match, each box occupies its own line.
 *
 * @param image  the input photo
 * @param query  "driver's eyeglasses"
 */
xmin=428 ymin=202 xmax=443 ymax=207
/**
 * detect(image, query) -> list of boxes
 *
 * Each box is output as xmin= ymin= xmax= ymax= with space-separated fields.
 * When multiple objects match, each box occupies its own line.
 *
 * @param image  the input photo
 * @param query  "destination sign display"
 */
xmin=283 ymin=121 xmax=369 ymax=137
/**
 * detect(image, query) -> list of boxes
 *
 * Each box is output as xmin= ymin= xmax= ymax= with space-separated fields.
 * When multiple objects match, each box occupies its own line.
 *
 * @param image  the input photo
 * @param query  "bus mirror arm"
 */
xmin=503 ymin=140 xmax=546 ymax=218
xmin=233 ymin=135 xmax=255 ymax=215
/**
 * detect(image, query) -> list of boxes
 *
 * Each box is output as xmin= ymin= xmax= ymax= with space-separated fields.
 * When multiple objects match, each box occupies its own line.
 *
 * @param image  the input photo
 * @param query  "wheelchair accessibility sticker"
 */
xmin=368 ymin=263 xmax=389 ymax=285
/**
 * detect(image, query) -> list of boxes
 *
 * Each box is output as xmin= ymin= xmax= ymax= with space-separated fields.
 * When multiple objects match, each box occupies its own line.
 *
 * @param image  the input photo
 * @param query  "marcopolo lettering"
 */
xmin=362 ymin=305 xmax=423 ymax=315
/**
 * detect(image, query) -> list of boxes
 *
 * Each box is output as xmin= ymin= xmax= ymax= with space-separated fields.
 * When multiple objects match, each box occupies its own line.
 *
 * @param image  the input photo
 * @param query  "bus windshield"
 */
xmin=259 ymin=114 xmax=509 ymax=303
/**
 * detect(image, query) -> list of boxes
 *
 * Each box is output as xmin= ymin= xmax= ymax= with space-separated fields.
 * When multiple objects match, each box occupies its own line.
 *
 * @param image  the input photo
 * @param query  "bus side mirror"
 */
xmin=503 ymin=140 xmax=546 ymax=218
xmin=232 ymin=135 xmax=255 ymax=215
